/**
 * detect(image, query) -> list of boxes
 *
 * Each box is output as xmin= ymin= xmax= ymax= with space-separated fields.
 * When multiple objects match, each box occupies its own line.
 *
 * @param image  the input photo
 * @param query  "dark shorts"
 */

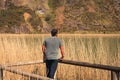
xmin=45 ymin=60 xmax=58 ymax=79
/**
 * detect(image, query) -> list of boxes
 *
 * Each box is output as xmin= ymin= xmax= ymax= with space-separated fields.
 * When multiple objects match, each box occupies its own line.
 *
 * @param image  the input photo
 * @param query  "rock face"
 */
xmin=0 ymin=0 xmax=6 ymax=10
xmin=62 ymin=0 xmax=120 ymax=32
xmin=0 ymin=0 xmax=51 ymax=33
xmin=0 ymin=0 xmax=120 ymax=33
xmin=11 ymin=0 xmax=27 ymax=6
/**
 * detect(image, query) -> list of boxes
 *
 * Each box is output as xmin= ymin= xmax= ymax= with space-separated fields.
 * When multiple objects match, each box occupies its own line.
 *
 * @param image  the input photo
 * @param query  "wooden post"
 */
xmin=116 ymin=72 xmax=120 ymax=80
xmin=0 ymin=68 xmax=3 ymax=80
xmin=111 ymin=71 xmax=120 ymax=80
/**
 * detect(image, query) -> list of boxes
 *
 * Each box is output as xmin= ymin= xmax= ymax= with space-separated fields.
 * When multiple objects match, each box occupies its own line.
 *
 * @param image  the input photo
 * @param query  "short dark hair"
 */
xmin=51 ymin=29 xmax=58 ymax=36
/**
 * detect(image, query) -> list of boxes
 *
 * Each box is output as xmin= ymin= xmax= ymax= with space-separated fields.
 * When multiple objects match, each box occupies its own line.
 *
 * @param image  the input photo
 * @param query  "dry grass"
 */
xmin=0 ymin=34 xmax=120 ymax=80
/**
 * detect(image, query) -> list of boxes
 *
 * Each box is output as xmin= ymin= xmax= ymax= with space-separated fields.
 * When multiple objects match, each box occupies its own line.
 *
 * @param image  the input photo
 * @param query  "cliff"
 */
xmin=0 ymin=0 xmax=120 ymax=33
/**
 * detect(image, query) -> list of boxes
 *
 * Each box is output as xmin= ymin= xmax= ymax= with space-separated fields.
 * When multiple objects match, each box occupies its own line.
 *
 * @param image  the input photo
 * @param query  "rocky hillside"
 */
xmin=0 ymin=0 xmax=120 ymax=33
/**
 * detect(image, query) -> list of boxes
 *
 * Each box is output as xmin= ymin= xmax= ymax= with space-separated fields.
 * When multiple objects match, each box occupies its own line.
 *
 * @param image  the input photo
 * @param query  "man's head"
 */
xmin=51 ymin=29 xmax=58 ymax=36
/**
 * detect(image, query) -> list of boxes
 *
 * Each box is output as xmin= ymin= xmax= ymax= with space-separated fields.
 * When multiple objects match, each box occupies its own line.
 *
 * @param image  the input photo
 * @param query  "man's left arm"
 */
xmin=42 ymin=44 xmax=46 ymax=61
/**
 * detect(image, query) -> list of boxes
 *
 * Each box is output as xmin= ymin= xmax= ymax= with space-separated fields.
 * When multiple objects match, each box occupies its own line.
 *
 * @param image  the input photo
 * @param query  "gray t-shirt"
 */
xmin=43 ymin=37 xmax=63 ymax=60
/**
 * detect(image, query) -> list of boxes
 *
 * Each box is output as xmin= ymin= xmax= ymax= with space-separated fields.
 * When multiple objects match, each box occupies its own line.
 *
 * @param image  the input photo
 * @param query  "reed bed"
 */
xmin=0 ymin=34 xmax=119 ymax=80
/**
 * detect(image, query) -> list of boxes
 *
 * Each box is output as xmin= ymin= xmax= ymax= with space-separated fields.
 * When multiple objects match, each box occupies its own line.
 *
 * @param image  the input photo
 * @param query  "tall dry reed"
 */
xmin=0 ymin=34 xmax=119 ymax=80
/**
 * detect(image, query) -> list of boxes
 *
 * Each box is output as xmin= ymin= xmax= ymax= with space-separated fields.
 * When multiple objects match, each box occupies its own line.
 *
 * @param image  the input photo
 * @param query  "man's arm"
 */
xmin=42 ymin=45 xmax=46 ymax=61
xmin=60 ymin=46 xmax=65 ymax=60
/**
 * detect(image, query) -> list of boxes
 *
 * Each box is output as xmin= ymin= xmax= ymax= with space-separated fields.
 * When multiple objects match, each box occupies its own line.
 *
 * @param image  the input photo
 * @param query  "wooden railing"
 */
xmin=0 ymin=66 xmax=50 ymax=80
xmin=0 ymin=60 xmax=50 ymax=80
xmin=0 ymin=60 xmax=120 ymax=80
xmin=59 ymin=60 xmax=120 ymax=80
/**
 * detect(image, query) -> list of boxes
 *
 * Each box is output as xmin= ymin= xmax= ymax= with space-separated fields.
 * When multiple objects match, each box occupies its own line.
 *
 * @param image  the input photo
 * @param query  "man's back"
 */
xmin=43 ymin=37 xmax=63 ymax=60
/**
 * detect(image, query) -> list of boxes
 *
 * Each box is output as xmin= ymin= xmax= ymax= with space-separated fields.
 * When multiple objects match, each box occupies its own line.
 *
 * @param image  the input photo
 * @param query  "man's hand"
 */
xmin=60 ymin=55 xmax=64 ymax=60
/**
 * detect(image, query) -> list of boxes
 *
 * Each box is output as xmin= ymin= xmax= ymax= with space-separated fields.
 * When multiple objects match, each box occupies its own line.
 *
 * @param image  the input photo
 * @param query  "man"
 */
xmin=42 ymin=29 xmax=64 ymax=79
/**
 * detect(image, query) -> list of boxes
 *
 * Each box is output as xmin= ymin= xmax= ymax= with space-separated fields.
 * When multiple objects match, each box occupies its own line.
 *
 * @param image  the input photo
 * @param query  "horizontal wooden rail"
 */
xmin=59 ymin=60 xmax=120 ymax=72
xmin=1 ymin=60 xmax=120 ymax=80
xmin=3 ymin=60 xmax=43 ymax=67
xmin=0 ymin=66 xmax=51 ymax=80
xmin=4 ymin=60 xmax=120 ymax=72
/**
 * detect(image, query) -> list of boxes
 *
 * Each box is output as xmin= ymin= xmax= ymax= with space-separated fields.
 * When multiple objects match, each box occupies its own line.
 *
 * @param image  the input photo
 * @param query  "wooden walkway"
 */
xmin=0 ymin=60 xmax=120 ymax=80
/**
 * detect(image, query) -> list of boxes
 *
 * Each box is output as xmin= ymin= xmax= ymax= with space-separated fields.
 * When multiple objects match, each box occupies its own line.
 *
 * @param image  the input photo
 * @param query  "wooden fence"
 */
xmin=59 ymin=60 xmax=120 ymax=80
xmin=0 ymin=60 xmax=120 ymax=80
xmin=0 ymin=60 xmax=50 ymax=80
xmin=0 ymin=66 xmax=50 ymax=80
